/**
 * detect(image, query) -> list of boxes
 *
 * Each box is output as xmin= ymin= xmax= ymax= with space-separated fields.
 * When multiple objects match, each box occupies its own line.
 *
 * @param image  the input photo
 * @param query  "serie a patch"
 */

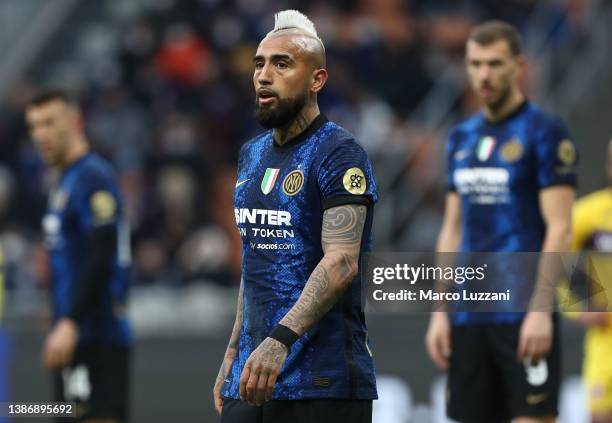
xmin=90 ymin=191 xmax=116 ymax=222
xmin=343 ymin=167 xmax=366 ymax=195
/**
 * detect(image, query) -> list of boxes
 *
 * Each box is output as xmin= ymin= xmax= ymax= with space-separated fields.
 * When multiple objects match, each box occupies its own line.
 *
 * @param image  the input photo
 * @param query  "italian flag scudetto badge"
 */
xmin=477 ymin=136 xmax=496 ymax=161
xmin=261 ymin=168 xmax=280 ymax=195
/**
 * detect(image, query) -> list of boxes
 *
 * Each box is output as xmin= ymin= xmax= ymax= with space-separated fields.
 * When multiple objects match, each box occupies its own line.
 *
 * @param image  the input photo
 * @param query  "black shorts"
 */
xmin=221 ymin=398 xmax=372 ymax=423
xmin=54 ymin=343 xmax=130 ymax=422
xmin=447 ymin=321 xmax=560 ymax=423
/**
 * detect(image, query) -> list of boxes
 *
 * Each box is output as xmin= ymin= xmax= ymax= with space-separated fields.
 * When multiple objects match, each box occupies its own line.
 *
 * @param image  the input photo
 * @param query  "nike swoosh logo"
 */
xmin=454 ymin=149 xmax=471 ymax=161
xmin=235 ymin=179 xmax=251 ymax=188
xmin=526 ymin=393 xmax=548 ymax=405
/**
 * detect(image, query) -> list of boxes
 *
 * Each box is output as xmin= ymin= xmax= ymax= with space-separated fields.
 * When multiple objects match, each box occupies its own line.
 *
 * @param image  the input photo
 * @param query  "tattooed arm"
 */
xmin=280 ymin=204 xmax=367 ymax=334
xmin=239 ymin=204 xmax=367 ymax=405
xmin=213 ymin=277 xmax=244 ymax=415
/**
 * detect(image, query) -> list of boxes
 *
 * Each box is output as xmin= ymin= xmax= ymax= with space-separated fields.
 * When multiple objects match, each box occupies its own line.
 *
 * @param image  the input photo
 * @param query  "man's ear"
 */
xmin=515 ymin=54 xmax=527 ymax=76
xmin=311 ymin=68 xmax=328 ymax=93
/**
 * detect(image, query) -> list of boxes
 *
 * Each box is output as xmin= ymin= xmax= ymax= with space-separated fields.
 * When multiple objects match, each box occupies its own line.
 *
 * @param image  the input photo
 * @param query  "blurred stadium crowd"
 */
xmin=0 ymin=0 xmax=592 ymax=295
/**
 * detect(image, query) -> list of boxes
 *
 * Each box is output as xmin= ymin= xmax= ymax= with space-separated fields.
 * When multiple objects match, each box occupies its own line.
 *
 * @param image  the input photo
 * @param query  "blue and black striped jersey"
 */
xmin=43 ymin=153 xmax=131 ymax=345
xmin=446 ymin=101 xmax=577 ymax=325
xmin=222 ymin=115 xmax=378 ymax=400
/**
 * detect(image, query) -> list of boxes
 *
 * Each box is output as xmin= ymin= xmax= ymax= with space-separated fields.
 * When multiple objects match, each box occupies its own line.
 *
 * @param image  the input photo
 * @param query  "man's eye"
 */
xmin=276 ymin=62 xmax=288 ymax=69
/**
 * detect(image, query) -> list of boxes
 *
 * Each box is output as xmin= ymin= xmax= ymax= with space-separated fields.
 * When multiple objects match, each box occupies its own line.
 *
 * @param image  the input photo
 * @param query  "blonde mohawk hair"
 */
xmin=267 ymin=9 xmax=324 ymax=49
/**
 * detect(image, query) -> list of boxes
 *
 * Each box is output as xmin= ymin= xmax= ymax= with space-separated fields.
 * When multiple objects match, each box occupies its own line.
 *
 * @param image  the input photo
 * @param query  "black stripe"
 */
xmin=322 ymin=195 xmax=370 ymax=210
xmin=341 ymin=286 xmax=358 ymax=397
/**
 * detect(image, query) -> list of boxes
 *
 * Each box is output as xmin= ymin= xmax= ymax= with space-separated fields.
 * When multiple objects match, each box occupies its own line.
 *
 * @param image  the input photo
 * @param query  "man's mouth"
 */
xmin=479 ymin=85 xmax=495 ymax=98
xmin=257 ymin=90 xmax=277 ymax=105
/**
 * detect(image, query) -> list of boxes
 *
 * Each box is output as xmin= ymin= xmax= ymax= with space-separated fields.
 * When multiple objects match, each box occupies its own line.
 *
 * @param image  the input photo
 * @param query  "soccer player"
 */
xmin=425 ymin=21 xmax=577 ymax=423
xmin=570 ymin=139 xmax=612 ymax=423
xmin=25 ymin=91 xmax=132 ymax=423
xmin=212 ymin=10 xmax=378 ymax=423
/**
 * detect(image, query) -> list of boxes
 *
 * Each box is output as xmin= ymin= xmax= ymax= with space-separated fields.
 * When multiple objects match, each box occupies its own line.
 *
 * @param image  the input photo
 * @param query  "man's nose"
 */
xmin=478 ymin=65 xmax=492 ymax=81
xmin=257 ymin=63 xmax=273 ymax=85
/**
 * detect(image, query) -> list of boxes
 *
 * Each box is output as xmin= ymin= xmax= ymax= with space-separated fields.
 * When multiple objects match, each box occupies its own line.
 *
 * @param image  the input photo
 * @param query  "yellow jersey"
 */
xmin=572 ymin=188 xmax=612 ymax=411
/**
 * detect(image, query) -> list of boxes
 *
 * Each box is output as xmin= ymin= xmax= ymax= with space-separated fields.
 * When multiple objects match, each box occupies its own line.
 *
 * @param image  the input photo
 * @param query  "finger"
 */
xmin=441 ymin=331 xmax=452 ymax=359
xmin=533 ymin=337 xmax=551 ymax=363
xmin=246 ymin=368 xmax=260 ymax=405
xmin=425 ymin=337 xmax=440 ymax=368
xmin=255 ymin=372 xmax=269 ymax=406
xmin=425 ymin=336 xmax=439 ymax=365
xmin=266 ymin=372 xmax=278 ymax=401
xmin=57 ymin=345 xmax=69 ymax=369
xmin=239 ymin=365 xmax=251 ymax=400
xmin=436 ymin=336 xmax=450 ymax=370
xmin=430 ymin=342 xmax=446 ymax=370
xmin=45 ymin=344 xmax=60 ymax=370
xmin=214 ymin=392 xmax=224 ymax=415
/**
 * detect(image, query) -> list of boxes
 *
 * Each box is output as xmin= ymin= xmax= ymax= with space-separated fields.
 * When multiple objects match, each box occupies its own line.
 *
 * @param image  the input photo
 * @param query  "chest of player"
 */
xmin=452 ymin=132 xmax=535 ymax=198
xmin=42 ymin=186 xmax=81 ymax=250
xmin=234 ymin=142 xmax=322 ymax=243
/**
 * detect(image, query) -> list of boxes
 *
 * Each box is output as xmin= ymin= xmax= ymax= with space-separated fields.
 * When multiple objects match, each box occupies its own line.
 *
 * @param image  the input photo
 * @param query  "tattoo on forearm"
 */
xmin=280 ymin=205 xmax=367 ymax=334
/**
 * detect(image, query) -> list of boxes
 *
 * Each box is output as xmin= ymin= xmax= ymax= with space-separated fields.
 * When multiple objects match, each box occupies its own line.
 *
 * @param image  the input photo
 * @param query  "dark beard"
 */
xmin=254 ymin=94 xmax=307 ymax=129
xmin=488 ymin=84 xmax=512 ymax=113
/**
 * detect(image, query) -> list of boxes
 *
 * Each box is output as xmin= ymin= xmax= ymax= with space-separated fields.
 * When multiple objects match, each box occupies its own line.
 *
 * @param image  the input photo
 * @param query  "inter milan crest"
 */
xmin=500 ymin=137 xmax=523 ymax=163
xmin=261 ymin=168 xmax=280 ymax=195
xmin=282 ymin=170 xmax=304 ymax=196
xmin=343 ymin=167 xmax=366 ymax=195
xmin=476 ymin=136 xmax=496 ymax=161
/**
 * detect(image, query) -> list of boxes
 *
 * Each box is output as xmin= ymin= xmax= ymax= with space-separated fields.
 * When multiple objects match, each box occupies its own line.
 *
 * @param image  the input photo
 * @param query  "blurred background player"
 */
xmin=213 ymin=9 xmax=378 ymax=423
xmin=570 ymin=138 xmax=612 ymax=423
xmin=425 ymin=21 xmax=577 ymax=423
xmin=25 ymin=90 xmax=132 ymax=423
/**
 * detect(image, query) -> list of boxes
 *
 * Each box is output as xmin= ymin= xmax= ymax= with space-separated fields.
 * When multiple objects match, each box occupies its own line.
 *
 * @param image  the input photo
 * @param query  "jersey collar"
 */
xmin=273 ymin=114 xmax=328 ymax=149
xmin=483 ymin=100 xmax=529 ymax=126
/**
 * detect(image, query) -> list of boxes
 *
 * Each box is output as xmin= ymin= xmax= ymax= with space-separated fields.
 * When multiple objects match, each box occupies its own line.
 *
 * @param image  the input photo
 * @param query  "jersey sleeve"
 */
xmin=73 ymin=171 xmax=121 ymax=233
xmin=316 ymin=138 xmax=378 ymax=210
xmin=535 ymin=117 xmax=577 ymax=188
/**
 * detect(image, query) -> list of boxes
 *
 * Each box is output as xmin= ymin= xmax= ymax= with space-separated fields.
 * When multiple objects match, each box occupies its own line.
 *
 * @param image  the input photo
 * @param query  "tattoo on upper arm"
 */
xmin=321 ymin=205 xmax=367 ymax=251
xmin=279 ymin=205 xmax=367 ymax=334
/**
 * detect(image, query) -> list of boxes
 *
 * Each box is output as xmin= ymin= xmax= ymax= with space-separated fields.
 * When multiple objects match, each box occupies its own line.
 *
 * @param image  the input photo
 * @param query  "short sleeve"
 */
xmin=446 ymin=130 xmax=458 ymax=192
xmin=73 ymin=172 xmax=121 ymax=233
xmin=535 ymin=117 xmax=577 ymax=188
xmin=317 ymin=139 xmax=378 ymax=210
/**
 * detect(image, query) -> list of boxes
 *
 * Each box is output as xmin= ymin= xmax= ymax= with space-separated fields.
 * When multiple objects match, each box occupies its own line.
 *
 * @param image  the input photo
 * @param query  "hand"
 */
xmin=213 ymin=348 xmax=237 ymax=415
xmin=517 ymin=311 xmax=552 ymax=363
xmin=239 ymin=337 xmax=287 ymax=406
xmin=41 ymin=318 xmax=78 ymax=370
xmin=425 ymin=312 xmax=452 ymax=370
xmin=576 ymin=312 xmax=611 ymax=327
